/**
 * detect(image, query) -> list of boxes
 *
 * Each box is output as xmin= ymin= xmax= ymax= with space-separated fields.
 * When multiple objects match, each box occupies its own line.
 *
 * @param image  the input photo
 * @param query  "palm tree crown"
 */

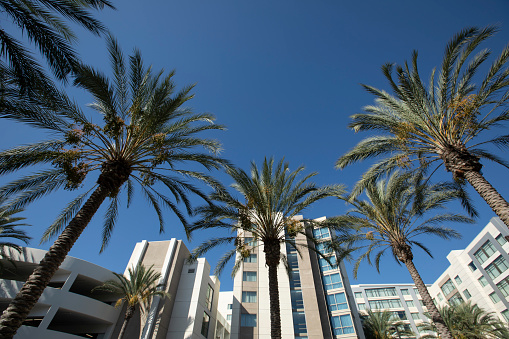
xmin=325 ymin=171 xmax=474 ymax=339
xmin=361 ymin=309 xmax=414 ymax=339
xmin=190 ymin=157 xmax=345 ymax=339
xmin=94 ymin=263 xmax=169 ymax=339
xmin=0 ymin=36 xmax=227 ymax=337
xmin=336 ymin=26 xmax=509 ymax=227
xmin=0 ymin=202 xmax=30 ymax=268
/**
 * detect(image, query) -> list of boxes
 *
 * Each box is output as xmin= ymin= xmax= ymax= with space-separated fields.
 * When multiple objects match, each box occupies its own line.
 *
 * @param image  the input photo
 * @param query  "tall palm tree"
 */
xmin=418 ymin=301 xmax=509 ymax=339
xmin=361 ymin=309 xmax=414 ymax=339
xmin=93 ymin=263 xmax=170 ymax=339
xmin=0 ymin=202 xmax=30 ymax=270
xmin=0 ymin=36 xmax=227 ymax=337
xmin=325 ymin=171 xmax=475 ymax=339
xmin=336 ymin=26 xmax=509 ymax=227
xmin=0 ymin=0 xmax=114 ymax=91
xmin=189 ymin=158 xmax=345 ymax=339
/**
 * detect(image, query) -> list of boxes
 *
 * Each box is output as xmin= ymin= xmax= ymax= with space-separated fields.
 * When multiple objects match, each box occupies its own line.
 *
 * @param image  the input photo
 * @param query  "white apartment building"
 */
xmin=226 ymin=216 xmax=364 ymax=339
xmin=351 ymin=283 xmax=431 ymax=338
xmin=428 ymin=217 xmax=509 ymax=323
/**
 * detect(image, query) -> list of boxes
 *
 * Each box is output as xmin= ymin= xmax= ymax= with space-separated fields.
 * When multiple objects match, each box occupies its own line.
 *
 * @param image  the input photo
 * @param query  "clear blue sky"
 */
xmin=1 ymin=0 xmax=509 ymax=292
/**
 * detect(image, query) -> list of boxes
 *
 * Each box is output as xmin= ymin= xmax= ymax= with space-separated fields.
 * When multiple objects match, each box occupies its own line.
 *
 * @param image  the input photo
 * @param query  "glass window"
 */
xmin=497 ymin=277 xmax=509 ymax=297
xmin=440 ymin=279 xmax=456 ymax=296
xmin=358 ymin=303 xmax=366 ymax=310
xmin=463 ymin=289 xmax=471 ymax=299
xmin=205 ymin=284 xmax=213 ymax=310
xmin=201 ymin=312 xmax=210 ymax=337
xmin=490 ymin=292 xmax=501 ymax=303
xmin=474 ymin=241 xmax=497 ymax=264
xmin=479 ymin=276 xmax=489 ymax=287
xmin=401 ymin=289 xmax=410 ymax=295
xmin=391 ymin=311 xmax=407 ymax=320
xmin=290 ymin=270 xmax=302 ymax=289
xmin=227 ymin=303 xmax=232 ymax=310
xmin=322 ymin=273 xmax=342 ymax=290
xmin=355 ymin=292 xmax=363 ymax=299
xmin=244 ymin=254 xmax=257 ymax=263
xmin=437 ymin=293 xmax=443 ymax=301
xmin=406 ymin=300 xmax=415 ymax=307
xmin=454 ymin=275 xmax=462 ymax=285
xmin=293 ymin=311 xmax=307 ymax=334
xmin=291 ymin=290 xmax=304 ymax=309
xmin=485 ymin=256 xmax=509 ymax=279
xmin=419 ymin=300 xmax=425 ymax=307
xmin=243 ymin=271 xmax=257 ymax=282
xmin=318 ymin=256 xmax=336 ymax=272
xmin=413 ymin=288 xmax=420 ymax=295
xmin=313 ymin=227 xmax=331 ymax=239
xmin=411 ymin=313 xmax=420 ymax=320
xmin=227 ymin=314 xmax=232 ymax=321
xmin=365 ymin=287 xmax=397 ymax=298
xmin=448 ymin=292 xmax=463 ymax=306
xmin=468 ymin=261 xmax=477 ymax=271
xmin=242 ymin=291 xmax=257 ymax=303
xmin=316 ymin=242 xmax=331 ymax=255
xmin=241 ymin=314 xmax=257 ymax=327
xmin=327 ymin=292 xmax=348 ymax=311
xmin=369 ymin=299 xmax=402 ymax=309
xmin=331 ymin=314 xmax=354 ymax=335
xmin=496 ymin=234 xmax=507 ymax=246
xmin=244 ymin=237 xmax=257 ymax=246
xmin=502 ymin=310 xmax=509 ymax=322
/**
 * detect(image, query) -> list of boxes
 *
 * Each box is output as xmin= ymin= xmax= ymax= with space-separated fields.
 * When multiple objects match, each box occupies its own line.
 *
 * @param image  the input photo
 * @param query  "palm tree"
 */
xmin=0 ymin=36 xmax=227 ymax=337
xmin=325 ymin=171 xmax=475 ymax=339
xmin=418 ymin=301 xmax=509 ymax=339
xmin=361 ymin=309 xmax=414 ymax=339
xmin=336 ymin=26 xmax=509 ymax=228
xmin=93 ymin=263 xmax=170 ymax=339
xmin=0 ymin=0 xmax=114 ymax=91
xmin=0 ymin=202 xmax=30 ymax=271
xmin=189 ymin=158 xmax=345 ymax=339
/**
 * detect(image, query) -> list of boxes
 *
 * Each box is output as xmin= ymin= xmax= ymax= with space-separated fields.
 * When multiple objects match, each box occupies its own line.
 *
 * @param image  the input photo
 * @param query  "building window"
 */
xmin=490 ymin=292 xmax=501 ymax=303
xmin=413 ymin=288 xmax=420 ymax=295
xmin=227 ymin=314 xmax=232 ymax=321
xmin=241 ymin=314 xmax=257 ymax=327
xmin=358 ymin=303 xmax=366 ymax=310
xmin=419 ymin=300 xmax=425 ymax=307
xmin=322 ymin=273 xmax=342 ymax=290
xmin=291 ymin=290 xmax=304 ymax=309
xmin=227 ymin=304 xmax=232 ymax=310
xmin=365 ymin=287 xmax=397 ymax=298
xmin=242 ymin=291 xmax=257 ymax=303
xmin=244 ymin=237 xmax=257 ymax=246
xmin=406 ymin=300 xmax=415 ymax=308
xmin=502 ymin=310 xmax=509 ymax=322
xmin=454 ymin=275 xmax=462 ymax=285
xmin=391 ymin=311 xmax=407 ymax=321
xmin=188 ymin=268 xmax=195 ymax=273
xmin=437 ymin=293 xmax=443 ymax=301
xmin=293 ymin=311 xmax=307 ymax=334
xmin=369 ymin=299 xmax=402 ymax=309
xmin=355 ymin=292 xmax=363 ymax=299
xmin=201 ymin=312 xmax=210 ymax=337
xmin=401 ymin=289 xmax=410 ymax=295
xmin=463 ymin=289 xmax=471 ymax=299
xmin=440 ymin=279 xmax=456 ymax=296
xmin=411 ymin=313 xmax=420 ymax=320
xmin=244 ymin=254 xmax=257 ymax=263
xmin=243 ymin=271 xmax=257 ymax=282
xmin=316 ymin=242 xmax=332 ymax=255
xmin=331 ymin=314 xmax=354 ymax=335
xmin=474 ymin=240 xmax=497 ymax=264
xmin=485 ymin=256 xmax=509 ymax=279
xmin=448 ymin=292 xmax=464 ymax=306
xmin=497 ymin=277 xmax=509 ymax=297
xmin=290 ymin=270 xmax=302 ymax=289
xmin=205 ymin=284 xmax=213 ymax=310
xmin=496 ymin=234 xmax=507 ymax=246
xmin=318 ymin=256 xmax=336 ymax=272
xmin=468 ymin=261 xmax=477 ymax=271
xmin=327 ymin=292 xmax=348 ymax=311
xmin=313 ymin=227 xmax=331 ymax=239
xmin=479 ymin=276 xmax=489 ymax=287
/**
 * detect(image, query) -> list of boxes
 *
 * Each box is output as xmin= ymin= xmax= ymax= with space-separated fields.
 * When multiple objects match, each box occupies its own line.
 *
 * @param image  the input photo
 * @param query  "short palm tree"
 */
xmin=361 ymin=309 xmax=414 ymax=339
xmin=0 ymin=202 xmax=30 ymax=270
xmin=0 ymin=36 xmax=227 ymax=337
xmin=418 ymin=301 xmax=509 ymax=339
xmin=93 ymin=263 xmax=170 ymax=339
xmin=325 ymin=171 xmax=475 ymax=339
xmin=189 ymin=158 xmax=345 ymax=339
xmin=0 ymin=0 xmax=113 ymax=91
xmin=336 ymin=26 xmax=509 ymax=228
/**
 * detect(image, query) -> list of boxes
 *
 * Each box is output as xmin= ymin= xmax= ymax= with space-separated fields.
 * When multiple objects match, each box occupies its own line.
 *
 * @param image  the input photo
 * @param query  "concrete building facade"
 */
xmin=427 ymin=217 xmax=509 ymax=323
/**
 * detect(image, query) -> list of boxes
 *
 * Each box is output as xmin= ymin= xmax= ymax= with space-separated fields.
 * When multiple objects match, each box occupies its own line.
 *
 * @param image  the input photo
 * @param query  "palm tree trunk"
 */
xmin=464 ymin=170 xmax=509 ymax=228
xmin=265 ymin=242 xmax=281 ymax=339
xmin=118 ymin=305 xmax=135 ymax=339
xmin=402 ymin=258 xmax=453 ymax=339
xmin=0 ymin=184 xmax=111 ymax=338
